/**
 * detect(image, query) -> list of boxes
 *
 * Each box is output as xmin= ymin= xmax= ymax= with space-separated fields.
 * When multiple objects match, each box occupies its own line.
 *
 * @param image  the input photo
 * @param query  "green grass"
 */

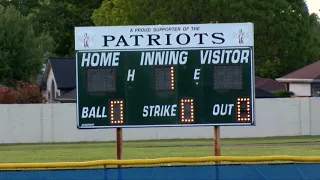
xmin=1 ymin=135 xmax=320 ymax=163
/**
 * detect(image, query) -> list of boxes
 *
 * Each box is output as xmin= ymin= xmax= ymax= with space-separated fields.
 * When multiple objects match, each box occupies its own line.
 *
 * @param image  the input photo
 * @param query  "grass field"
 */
xmin=1 ymin=136 xmax=320 ymax=163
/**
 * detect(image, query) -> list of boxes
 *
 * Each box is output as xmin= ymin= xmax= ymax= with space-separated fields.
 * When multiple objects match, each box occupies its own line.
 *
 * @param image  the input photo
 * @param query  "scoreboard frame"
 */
xmin=75 ymin=23 xmax=255 ymax=129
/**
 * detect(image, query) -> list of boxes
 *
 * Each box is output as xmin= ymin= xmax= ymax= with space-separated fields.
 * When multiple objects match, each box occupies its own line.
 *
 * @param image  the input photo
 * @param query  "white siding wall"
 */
xmin=289 ymin=83 xmax=311 ymax=96
xmin=41 ymin=68 xmax=61 ymax=102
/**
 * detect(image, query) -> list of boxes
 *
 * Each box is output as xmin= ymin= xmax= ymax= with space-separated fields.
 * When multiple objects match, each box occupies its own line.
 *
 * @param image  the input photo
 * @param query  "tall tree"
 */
xmin=1 ymin=0 xmax=103 ymax=56
xmin=0 ymin=5 xmax=54 ymax=86
xmin=29 ymin=0 xmax=103 ymax=56
xmin=0 ymin=0 xmax=39 ymax=16
xmin=92 ymin=0 xmax=320 ymax=78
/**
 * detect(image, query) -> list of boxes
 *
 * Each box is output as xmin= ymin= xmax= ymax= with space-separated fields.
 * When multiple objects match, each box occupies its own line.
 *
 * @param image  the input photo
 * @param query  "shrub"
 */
xmin=272 ymin=89 xmax=294 ymax=97
xmin=0 ymin=81 xmax=46 ymax=104
xmin=0 ymin=88 xmax=19 ymax=103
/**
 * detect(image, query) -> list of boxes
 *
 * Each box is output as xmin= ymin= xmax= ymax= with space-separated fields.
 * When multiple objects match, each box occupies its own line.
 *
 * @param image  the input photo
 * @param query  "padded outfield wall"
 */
xmin=0 ymin=156 xmax=320 ymax=180
xmin=1 ymin=164 xmax=320 ymax=180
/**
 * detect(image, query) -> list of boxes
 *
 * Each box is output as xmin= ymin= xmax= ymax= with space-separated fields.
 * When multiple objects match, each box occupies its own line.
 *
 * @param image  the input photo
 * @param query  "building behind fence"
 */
xmin=0 ymin=97 xmax=319 ymax=143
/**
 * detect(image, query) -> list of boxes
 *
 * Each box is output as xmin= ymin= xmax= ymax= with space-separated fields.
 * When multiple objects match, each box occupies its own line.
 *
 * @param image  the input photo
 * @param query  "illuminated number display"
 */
xmin=213 ymin=65 xmax=243 ymax=90
xmin=87 ymin=68 xmax=116 ymax=92
xmin=236 ymin=98 xmax=251 ymax=121
xmin=180 ymin=98 xmax=194 ymax=123
xmin=110 ymin=100 xmax=124 ymax=124
xmin=154 ymin=66 xmax=174 ymax=91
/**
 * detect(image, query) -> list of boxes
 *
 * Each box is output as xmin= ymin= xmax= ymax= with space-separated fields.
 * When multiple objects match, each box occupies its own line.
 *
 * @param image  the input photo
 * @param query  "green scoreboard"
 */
xmin=75 ymin=23 xmax=255 ymax=129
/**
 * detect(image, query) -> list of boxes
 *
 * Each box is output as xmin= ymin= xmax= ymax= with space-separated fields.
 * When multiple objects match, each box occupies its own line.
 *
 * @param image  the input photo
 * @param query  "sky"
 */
xmin=305 ymin=0 xmax=320 ymax=16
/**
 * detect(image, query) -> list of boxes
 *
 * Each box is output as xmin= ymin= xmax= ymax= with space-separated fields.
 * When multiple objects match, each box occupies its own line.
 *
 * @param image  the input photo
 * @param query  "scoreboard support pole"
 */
xmin=116 ymin=127 xmax=123 ymax=167
xmin=214 ymin=126 xmax=221 ymax=166
xmin=214 ymin=126 xmax=220 ymax=156
xmin=214 ymin=126 xmax=221 ymax=156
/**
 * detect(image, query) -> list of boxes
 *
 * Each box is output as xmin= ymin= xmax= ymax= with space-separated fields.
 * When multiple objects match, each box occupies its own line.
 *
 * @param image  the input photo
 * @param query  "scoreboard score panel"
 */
xmin=75 ymin=23 xmax=255 ymax=129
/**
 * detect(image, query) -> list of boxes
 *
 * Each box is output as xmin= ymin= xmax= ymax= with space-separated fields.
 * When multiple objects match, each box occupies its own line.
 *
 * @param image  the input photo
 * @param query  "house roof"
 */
xmin=276 ymin=60 xmax=320 ymax=83
xmin=255 ymin=76 xmax=265 ymax=85
xmin=55 ymin=88 xmax=76 ymax=102
xmin=255 ymin=76 xmax=286 ymax=92
xmin=50 ymin=57 xmax=76 ymax=89
xmin=41 ymin=57 xmax=76 ymax=90
xmin=255 ymin=87 xmax=279 ymax=98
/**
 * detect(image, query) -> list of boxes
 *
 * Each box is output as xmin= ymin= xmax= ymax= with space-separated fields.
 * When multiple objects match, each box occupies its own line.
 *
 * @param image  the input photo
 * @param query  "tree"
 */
xmin=92 ymin=0 xmax=320 ymax=78
xmin=28 ymin=0 xmax=103 ymax=56
xmin=0 ymin=5 xmax=54 ymax=86
xmin=92 ymin=0 xmax=213 ymax=25
xmin=0 ymin=0 xmax=40 ymax=16
xmin=1 ymin=0 xmax=103 ymax=56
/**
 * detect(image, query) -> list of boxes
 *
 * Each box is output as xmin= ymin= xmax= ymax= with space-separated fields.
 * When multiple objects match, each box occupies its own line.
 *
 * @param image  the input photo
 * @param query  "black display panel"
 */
xmin=86 ymin=68 xmax=116 ymax=92
xmin=154 ymin=66 xmax=174 ymax=91
xmin=213 ymin=65 xmax=243 ymax=90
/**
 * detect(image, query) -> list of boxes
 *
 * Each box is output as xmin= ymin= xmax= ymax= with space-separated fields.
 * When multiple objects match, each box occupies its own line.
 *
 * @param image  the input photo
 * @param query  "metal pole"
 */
xmin=214 ymin=126 xmax=221 ymax=156
xmin=116 ymin=128 xmax=123 ymax=167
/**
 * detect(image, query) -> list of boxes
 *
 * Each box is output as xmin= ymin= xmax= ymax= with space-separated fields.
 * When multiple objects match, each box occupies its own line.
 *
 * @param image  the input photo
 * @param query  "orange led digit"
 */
xmin=110 ymin=100 xmax=124 ymax=124
xmin=236 ymin=98 xmax=250 ymax=122
xmin=170 ymin=66 xmax=174 ymax=90
xmin=180 ymin=98 xmax=194 ymax=123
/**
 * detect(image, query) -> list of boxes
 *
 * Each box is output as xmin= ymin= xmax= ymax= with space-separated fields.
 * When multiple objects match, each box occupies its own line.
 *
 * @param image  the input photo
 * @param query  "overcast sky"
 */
xmin=305 ymin=0 xmax=320 ymax=16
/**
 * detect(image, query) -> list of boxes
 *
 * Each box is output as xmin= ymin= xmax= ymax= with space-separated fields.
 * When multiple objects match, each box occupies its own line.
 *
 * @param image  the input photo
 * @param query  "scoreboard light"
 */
xmin=180 ymin=98 xmax=194 ymax=123
xmin=110 ymin=100 xmax=124 ymax=124
xmin=236 ymin=98 xmax=251 ymax=121
xmin=170 ymin=66 xmax=174 ymax=90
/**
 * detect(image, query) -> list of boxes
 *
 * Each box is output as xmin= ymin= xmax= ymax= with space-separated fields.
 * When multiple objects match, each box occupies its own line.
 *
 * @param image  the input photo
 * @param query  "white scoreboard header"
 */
xmin=74 ymin=23 xmax=254 ymax=50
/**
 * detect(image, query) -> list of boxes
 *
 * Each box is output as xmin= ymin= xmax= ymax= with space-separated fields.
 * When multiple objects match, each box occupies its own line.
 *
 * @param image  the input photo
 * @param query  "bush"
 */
xmin=272 ymin=89 xmax=294 ymax=97
xmin=0 ymin=81 xmax=46 ymax=104
xmin=0 ymin=88 xmax=19 ymax=103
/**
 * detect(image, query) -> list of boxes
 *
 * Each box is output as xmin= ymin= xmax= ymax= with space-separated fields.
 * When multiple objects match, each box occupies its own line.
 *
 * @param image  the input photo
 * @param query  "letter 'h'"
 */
xmin=127 ymin=69 xmax=135 ymax=81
